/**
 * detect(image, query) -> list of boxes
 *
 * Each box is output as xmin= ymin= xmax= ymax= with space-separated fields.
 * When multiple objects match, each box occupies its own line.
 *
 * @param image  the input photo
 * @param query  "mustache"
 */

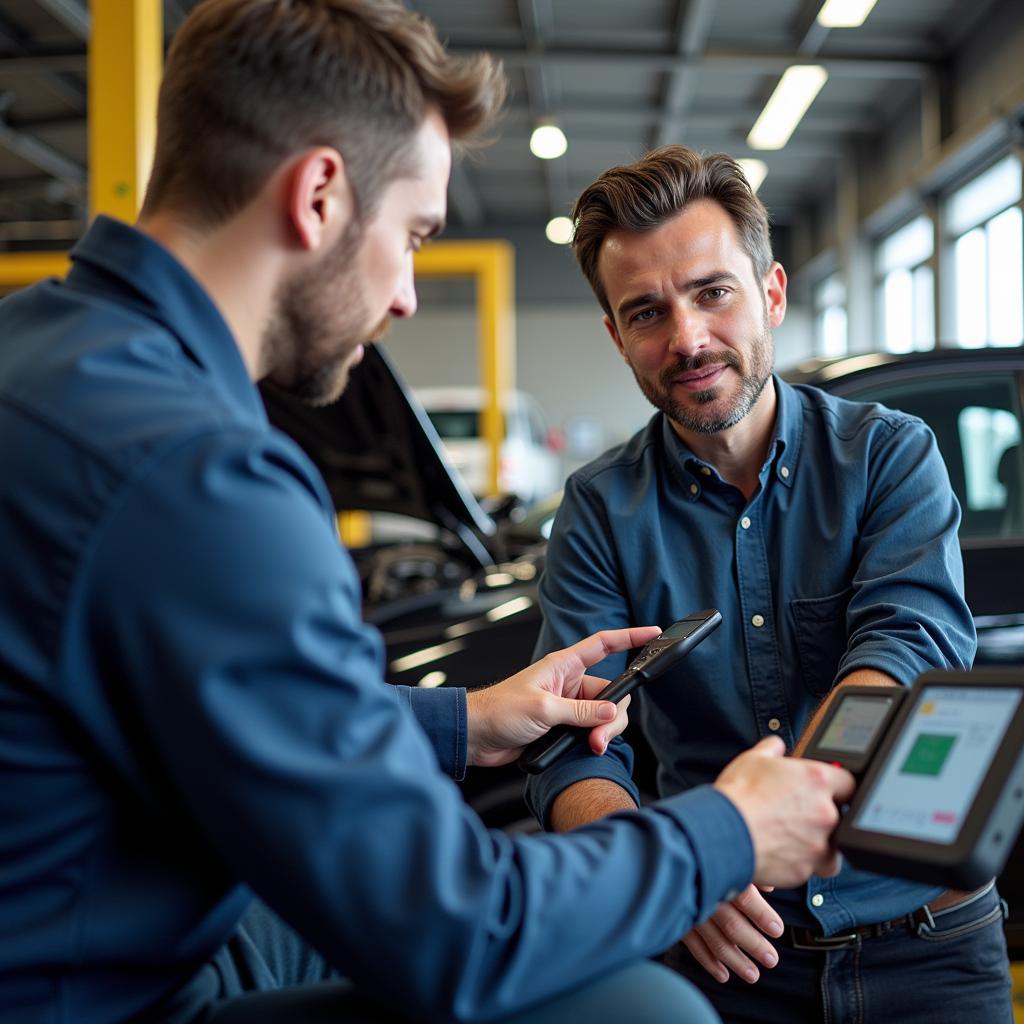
xmin=659 ymin=349 xmax=741 ymax=388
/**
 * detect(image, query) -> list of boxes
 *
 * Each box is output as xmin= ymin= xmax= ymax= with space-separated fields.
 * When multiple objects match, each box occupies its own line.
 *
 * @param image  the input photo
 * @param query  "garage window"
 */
xmin=947 ymin=154 xmax=1023 ymax=349
xmin=875 ymin=215 xmax=935 ymax=354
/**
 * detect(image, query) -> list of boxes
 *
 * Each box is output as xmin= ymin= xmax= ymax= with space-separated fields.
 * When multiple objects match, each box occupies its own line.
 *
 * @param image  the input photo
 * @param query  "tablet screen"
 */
xmin=818 ymin=693 xmax=897 ymax=754
xmin=852 ymin=686 xmax=1022 ymax=844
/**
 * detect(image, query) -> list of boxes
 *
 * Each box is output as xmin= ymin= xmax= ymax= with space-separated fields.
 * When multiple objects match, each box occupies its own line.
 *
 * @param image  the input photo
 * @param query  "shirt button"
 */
xmin=768 ymin=717 xmax=781 ymax=732
xmin=780 ymin=465 xmax=790 ymax=479
xmin=700 ymin=466 xmax=711 ymax=476
xmin=689 ymin=483 xmax=699 ymax=495
xmin=751 ymin=613 xmax=765 ymax=627
xmin=811 ymin=894 xmax=825 ymax=908
xmin=740 ymin=516 xmax=751 ymax=529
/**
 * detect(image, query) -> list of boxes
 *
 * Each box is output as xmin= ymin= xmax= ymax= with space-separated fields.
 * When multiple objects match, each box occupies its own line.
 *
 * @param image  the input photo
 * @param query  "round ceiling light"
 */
xmin=530 ymin=124 xmax=568 ymax=160
xmin=545 ymin=216 xmax=574 ymax=245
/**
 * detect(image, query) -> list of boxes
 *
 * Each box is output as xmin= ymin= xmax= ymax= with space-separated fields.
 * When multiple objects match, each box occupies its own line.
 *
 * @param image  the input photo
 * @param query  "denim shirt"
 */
xmin=528 ymin=379 xmax=977 ymax=933
xmin=0 ymin=216 xmax=754 ymax=1024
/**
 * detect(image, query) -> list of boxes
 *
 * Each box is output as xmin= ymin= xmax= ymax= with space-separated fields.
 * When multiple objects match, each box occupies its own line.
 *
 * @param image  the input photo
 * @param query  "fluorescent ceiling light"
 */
xmin=817 ymin=0 xmax=879 ymax=28
xmin=545 ymin=216 xmax=574 ymax=245
xmin=747 ymin=65 xmax=827 ymax=151
xmin=737 ymin=158 xmax=768 ymax=194
xmin=530 ymin=124 xmax=568 ymax=160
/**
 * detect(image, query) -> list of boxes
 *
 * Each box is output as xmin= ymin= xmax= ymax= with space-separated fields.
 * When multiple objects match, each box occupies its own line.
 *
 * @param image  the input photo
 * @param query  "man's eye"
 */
xmin=702 ymin=287 xmax=727 ymax=302
xmin=409 ymin=234 xmax=424 ymax=253
xmin=633 ymin=309 xmax=657 ymax=323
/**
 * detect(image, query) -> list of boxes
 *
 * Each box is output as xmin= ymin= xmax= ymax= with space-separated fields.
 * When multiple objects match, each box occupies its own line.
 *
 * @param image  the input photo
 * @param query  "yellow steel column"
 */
xmin=89 ymin=0 xmax=163 ymax=220
xmin=414 ymin=240 xmax=516 ymax=499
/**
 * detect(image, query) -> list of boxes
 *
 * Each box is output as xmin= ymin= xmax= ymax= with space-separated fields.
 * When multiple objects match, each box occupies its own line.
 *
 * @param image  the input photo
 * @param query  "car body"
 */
xmin=414 ymin=386 xmax=562 ymax=505
xmin=262 ymin=341 xmax=1024 ymax=948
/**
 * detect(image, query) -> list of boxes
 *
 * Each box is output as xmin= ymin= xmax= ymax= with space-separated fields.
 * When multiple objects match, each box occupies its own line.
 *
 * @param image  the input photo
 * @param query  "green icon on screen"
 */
xmin=900 ymin=733 xmax=957 ymax=775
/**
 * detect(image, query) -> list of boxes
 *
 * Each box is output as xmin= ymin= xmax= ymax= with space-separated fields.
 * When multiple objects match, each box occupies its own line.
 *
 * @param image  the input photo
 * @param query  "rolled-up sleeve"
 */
xmin=839 ymin=417 xmax=977 ymax=685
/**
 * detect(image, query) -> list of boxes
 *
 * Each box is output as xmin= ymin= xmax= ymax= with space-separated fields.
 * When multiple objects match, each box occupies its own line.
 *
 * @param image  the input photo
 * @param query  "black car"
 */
xmin=262 ymin=342 xmax=1024 ymax=946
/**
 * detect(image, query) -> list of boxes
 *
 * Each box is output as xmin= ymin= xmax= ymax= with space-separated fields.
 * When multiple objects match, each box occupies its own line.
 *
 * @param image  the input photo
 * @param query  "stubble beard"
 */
xmin=631 ymin=318 xmax=775 ymax=435
xmin=261 ymin=221 xmax=389 ymax=408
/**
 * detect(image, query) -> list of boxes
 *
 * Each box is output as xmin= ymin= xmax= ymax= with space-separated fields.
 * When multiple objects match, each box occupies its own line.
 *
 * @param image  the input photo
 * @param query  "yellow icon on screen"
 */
xmin=919 ymin=701 xmax=936 ymax=716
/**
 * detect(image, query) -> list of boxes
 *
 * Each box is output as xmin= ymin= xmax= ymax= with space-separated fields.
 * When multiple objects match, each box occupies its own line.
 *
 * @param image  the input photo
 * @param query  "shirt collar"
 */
xmin=660 ymin=372 xmax=803 ymax=497
xmin=67 ymin=215 xmax=266 ymax=425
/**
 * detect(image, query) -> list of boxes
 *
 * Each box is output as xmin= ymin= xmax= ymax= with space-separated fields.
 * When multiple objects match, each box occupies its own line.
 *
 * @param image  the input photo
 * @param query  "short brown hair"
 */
xmin=142 ymin=0 xmax=506 ymax=226
xmin=572 ymin=146 xmax=773 ymax=319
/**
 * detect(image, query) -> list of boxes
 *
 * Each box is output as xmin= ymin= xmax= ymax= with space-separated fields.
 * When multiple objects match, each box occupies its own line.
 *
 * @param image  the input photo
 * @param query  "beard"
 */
xmin=261 ymin=220 xmax=390 ymax=408
xmin=630 ymin=317 xmax=774 ymax=435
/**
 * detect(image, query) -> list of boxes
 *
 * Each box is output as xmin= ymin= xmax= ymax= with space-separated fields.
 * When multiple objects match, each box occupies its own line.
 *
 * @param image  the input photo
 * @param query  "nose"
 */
xmin=666 ymin=302 xmax=710 ymax=357
xmin=389 ymin=252 xmax=418 ymax=319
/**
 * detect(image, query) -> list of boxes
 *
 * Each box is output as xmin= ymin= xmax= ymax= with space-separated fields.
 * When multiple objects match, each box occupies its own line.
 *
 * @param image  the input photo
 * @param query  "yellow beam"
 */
xmin=89 ymin=0 xmax=163 ymax=220
xmin=415 ymin=240 xmax=516 ymax=497
xmin=0 ymin=252 xmax=69 ymax=290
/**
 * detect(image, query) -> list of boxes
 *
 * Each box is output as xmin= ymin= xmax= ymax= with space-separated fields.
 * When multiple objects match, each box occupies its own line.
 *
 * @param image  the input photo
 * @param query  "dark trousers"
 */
xmin=662 ymin=883 xmax=1013 ymax=1024
xmin=149 ymin=900 xmax=722 ymax=1024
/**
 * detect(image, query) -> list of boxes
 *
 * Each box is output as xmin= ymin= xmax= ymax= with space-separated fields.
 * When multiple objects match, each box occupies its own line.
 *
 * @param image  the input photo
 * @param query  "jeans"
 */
xmin=146 ymin=900 xmax=721 ymax=1024
xmin=662 ymin=883 xmax=1013 ymax=1024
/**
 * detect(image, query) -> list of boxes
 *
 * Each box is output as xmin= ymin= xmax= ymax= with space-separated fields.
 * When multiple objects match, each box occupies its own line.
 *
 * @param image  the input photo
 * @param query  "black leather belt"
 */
xmin=785 ymin=884 xmax=991 ymax=951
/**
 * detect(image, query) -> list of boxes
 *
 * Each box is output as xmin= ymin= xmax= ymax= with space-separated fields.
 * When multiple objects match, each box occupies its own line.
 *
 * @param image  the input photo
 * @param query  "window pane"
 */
xmin=883 ymin=268 xmax=914 ymax=353
xmin=822 ymin=305 xmax=848 ymax=356
xmin=912 ymin=264 xmax=934 ymax=350
xmin=955 ymin=228 xmax=987 ymax=348
xmin=947 ymin=154 xmax=1023 ymax=236
xmin=958 ymin=406 xmax=1021 ymax=513
xmin=987 ymin=206 xmax=1023 ymax=347
xmin=876 ymin=215 xmax=934 ymax=276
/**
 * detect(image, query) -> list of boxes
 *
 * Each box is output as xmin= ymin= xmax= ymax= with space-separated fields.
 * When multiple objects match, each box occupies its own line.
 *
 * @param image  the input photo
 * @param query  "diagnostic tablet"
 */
xmin=835 ymin=669 xmax=1024 ymax=889
xmin=804 ymin=685 xmax=905 ymax=777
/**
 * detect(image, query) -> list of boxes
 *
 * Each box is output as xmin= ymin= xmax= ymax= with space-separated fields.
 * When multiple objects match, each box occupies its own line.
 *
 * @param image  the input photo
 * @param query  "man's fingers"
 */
xmin=686 ymin=917 xmax=762 ymax=984
xmin=562 ymin=626 xmax=662 ymax=672
xmin=709 ymin=903 xmax=779 ymax=975
xmin=732 ymin=884 xmax=784 ymax=938
xmin=588 ymin=695 xmax=630 ymax=754
xmin=681 ymin=930 xmax=729 ymax=984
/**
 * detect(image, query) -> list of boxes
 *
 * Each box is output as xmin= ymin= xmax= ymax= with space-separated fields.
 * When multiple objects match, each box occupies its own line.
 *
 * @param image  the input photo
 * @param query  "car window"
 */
xmin=427 ymin=410 xmax=480 ymax=440
xmin=839 ymin=373 xmax=1023 ymax=540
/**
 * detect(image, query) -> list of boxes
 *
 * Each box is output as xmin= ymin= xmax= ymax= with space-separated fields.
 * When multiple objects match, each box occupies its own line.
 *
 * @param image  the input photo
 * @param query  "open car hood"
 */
xmin=260 ymin=345 xmax=496 ymax=566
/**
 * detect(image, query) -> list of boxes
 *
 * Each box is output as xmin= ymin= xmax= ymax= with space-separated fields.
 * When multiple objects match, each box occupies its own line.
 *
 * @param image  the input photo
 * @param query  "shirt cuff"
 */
xmin=524 ymin=736 xmax=641 ymax=829
xmin=657 ymin=786 xmax=755 ymax=915
xmin=394 ymin=685 xmax=468 ymax=781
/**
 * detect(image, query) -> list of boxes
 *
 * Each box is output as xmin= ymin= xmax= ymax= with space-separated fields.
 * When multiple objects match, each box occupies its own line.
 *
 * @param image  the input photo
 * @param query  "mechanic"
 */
xmin=0 ymin=4 xmax=857 ymax=1024
xmin=526 ymin=144 xmax=1014 ymax=1023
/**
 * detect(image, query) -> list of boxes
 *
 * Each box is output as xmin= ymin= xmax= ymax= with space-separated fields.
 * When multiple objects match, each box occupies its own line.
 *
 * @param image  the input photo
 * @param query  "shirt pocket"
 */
xmin=790 ymin=587 xmax=853 ymax=697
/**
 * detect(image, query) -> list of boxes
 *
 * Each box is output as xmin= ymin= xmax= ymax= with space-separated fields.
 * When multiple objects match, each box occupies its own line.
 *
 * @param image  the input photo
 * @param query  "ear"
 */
xmin=763 ymin=261 xmax=788 ymax=328
xmin=603 ymin=314 xmax=630 ymax=364
xmin=285 ymin=147 xmax=352 ymax=252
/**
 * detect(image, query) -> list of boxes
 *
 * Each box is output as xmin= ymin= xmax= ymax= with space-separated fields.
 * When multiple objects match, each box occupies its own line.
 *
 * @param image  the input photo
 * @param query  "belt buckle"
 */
xmin=790 ymin=928 xmax=860 ymax=951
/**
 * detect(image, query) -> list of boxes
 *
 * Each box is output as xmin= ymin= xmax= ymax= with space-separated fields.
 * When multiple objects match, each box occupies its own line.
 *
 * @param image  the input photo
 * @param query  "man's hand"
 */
xmin=680 ymin=884 xmax=783 ymax=985
xmin=714 ymin=736 xmax=856 ymax=889
xmin=465 ymin=625 xmax=661 ymax=768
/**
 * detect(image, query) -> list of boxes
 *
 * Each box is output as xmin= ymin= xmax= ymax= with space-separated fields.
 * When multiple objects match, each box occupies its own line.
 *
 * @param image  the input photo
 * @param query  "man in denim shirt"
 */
xmin=527 ymin=146 xmax=1013 ymax=1022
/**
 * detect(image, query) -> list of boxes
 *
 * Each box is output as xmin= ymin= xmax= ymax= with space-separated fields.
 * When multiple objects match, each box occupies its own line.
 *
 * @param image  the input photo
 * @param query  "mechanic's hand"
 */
xmin=714 ymin=736 xmax=855 ymax=889
xmin=681 ymin=884 xmax=783 ymax=985
xmin=465 ymin=625 xmax=661 ymax=767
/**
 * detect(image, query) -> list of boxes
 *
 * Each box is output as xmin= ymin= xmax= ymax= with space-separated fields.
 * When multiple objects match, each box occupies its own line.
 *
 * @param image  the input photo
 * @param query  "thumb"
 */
xmin=564 ymin=697 xmax=617 ymax=728
xmin=751 ymin=735 xmax=787 ymax=758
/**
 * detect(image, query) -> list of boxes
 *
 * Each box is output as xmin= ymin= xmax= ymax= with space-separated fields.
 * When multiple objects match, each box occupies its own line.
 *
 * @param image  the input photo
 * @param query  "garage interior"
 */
xmin=0 ymin=0 xmax=1022 ymax=1020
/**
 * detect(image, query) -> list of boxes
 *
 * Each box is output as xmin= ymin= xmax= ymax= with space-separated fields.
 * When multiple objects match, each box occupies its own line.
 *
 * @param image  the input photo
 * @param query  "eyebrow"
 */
xmin=615 ymin=271 xmax=741 ymax=321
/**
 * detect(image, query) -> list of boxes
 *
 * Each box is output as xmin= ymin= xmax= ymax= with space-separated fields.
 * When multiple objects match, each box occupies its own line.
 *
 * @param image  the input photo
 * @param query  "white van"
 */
xmin=414 ymin=387 xmax=562 ymax=505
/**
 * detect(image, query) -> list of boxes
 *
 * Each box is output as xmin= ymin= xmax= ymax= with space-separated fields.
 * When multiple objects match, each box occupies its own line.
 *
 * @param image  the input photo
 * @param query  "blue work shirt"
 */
xmin=528 ymin=380 xmax=977 ymax=933
xmin=0 ymin=216 xmax=755 ymax=1024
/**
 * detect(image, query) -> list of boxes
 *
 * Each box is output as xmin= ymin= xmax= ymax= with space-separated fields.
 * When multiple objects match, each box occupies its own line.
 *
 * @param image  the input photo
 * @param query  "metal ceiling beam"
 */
xmin=452 ymin=46 xmax=933 ymax=79
xmin=655 ymin=0 xmax=718 ymax=148
xmin=792 ymin=0 xmax=830 ymax=55
xmin=0 ymin=7 xmax=86 ymax=111
xmin=0 ymin=120 xmax=84 ymax=186
xmin=515 ymin=0 xmax=571 ymax=220
xmin=34 ymin=0 xmax=90 ymax=39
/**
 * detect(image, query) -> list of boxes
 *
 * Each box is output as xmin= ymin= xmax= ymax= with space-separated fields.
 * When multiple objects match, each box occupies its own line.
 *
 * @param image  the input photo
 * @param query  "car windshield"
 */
xmin=425 ymin=410 xmax=480 ymax=440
